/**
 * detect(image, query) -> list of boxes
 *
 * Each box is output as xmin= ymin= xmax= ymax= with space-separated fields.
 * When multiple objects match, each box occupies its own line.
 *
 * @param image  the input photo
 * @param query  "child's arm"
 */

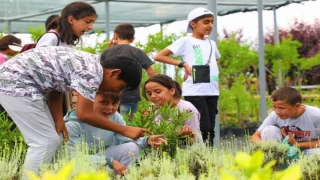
xmin=179 ymin=125 xmax=193 ymax=137
xmin=76 ymin=93 xmax=151 ymax=140
xmin=48 ymin=90 xmax=68 ymax=144
xmin=251 ymin=131 xmax=263 ymax=143
xmin=112 ymin=160 xmax=127 ymax=176
xmin=287 ymin=132 xmax=320 ymax=148
xmin=155 ymin=48 xmax=191 ymax=80
xmin=145 ymin=66 xmax=158 ymax=77
xmin=295 ymin=140 xmax=320 ymax=149
xmin=154 ymin=48 xmax=181 ymax=66
xmin=112 ymin=115 xmax=167 ymax=149
xmin=135 ymin=50 xmax=158 ymax=77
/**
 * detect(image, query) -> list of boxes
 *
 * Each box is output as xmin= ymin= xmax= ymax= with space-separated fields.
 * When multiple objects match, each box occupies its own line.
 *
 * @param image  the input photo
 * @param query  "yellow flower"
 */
xmin=75 ymin=171 xmax=109 ymax=180
xmin=221 ymin=150 xmax=302 ymax=180
xmin=28 ymin=162 xmax=72 ymax=180
xmin=28 ymin=161 xmax=110 ymax=180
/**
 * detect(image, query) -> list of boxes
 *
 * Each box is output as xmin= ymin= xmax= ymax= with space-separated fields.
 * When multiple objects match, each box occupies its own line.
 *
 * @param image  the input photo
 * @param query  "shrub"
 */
xmin=293 ymin=154 xmax=320 ymax=180
xmin=249 ymin=141 xmax=291 ymax=170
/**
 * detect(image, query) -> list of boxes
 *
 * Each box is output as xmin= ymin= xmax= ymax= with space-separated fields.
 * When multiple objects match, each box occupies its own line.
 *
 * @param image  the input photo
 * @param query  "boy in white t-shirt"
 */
xmin=251 ymin=87 xmax=320 ymax=155
xmin=154 ymin=7 xmax=221 ymax=146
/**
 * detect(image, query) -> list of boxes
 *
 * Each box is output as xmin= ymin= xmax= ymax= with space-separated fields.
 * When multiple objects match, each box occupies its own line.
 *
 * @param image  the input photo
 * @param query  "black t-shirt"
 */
xmin=101 ymin=44 xmax=153 ymax=103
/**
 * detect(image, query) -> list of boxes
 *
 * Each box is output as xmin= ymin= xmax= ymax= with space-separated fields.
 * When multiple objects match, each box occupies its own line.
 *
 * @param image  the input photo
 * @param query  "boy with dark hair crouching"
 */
xmin=251 ymin=87 xmax=320 ymax=155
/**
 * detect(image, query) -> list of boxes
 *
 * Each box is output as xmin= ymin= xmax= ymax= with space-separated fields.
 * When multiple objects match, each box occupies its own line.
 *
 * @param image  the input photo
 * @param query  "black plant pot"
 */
xmin=219 ymin=128 xmax=226 ymax=137
xmin=246 ymin=126 xmax=259 ymax=136
xmin=225 ymin=127 xmax=233 ymax=137
xmin=231 ymin=127 xmax=246 ymax=137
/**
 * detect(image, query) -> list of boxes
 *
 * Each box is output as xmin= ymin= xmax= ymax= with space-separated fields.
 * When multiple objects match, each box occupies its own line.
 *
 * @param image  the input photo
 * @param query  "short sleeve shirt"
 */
xmin=36 ymin=30 xmax=71 ymax=48
xmin=154 ymin=99 xmax=201 ymax=132
xmin=167 ymin=37 xmax=221 ymax=96
xmin=101 ymin=44 xmax=154 ymax=103
xmin=258 ymin=105 xmax=320 ymax=142
xmin=0 ymin=46 xmax=102 ymax=101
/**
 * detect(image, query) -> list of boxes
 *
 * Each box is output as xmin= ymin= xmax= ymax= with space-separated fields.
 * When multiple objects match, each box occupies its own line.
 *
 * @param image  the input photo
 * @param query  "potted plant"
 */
xmin=220 ymin=73 xmax=262 ymax=137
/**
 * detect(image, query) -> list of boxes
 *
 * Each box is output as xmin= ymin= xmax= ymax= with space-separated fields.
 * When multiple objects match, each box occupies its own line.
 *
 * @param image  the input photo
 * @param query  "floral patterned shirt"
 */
xmin=0 ymin=46 xmax=102 ymax=101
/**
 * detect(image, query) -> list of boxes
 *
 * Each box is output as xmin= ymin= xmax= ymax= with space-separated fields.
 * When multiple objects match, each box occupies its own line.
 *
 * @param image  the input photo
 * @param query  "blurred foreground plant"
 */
xmin=28 ymin=161 xmax=110 ymax=180
xmin=221 ymin=150 xmax=302 ymax=180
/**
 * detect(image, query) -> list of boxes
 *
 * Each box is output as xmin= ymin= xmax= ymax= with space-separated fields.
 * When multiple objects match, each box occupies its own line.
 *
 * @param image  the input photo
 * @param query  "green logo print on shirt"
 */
xmin=211 ymin=75 xmax=219 ymax=81
xmin=193 ymin=45 xmax=219 ymax=82
xmin=193 ymin=45 xmax=203 ymax=65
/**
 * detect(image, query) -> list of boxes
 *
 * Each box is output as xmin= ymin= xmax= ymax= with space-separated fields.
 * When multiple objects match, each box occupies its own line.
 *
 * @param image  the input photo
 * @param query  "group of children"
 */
xmin=0 ymin=1 xmax=320 ymax=179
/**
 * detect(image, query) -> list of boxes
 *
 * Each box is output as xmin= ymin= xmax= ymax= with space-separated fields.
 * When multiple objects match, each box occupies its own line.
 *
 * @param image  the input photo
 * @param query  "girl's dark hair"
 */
xmin=271 ymin=87 xmax=302 ymax=106
xmin=0 ymin=35 xmax=21 ymax=51
xmin=142 ymin=74 xmax=182 ymax=100
xmin=97 ymin=91 xmax=122 ymax=104
xmin=45 ymin=15 xmax=59 ymax=32
xmin=58 ymin=2 xmax=97 ymax=45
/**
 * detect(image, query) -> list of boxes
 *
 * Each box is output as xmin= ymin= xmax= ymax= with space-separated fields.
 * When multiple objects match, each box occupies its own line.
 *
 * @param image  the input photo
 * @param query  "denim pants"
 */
xmin=120 ymin=103 xmax=138 ymax=116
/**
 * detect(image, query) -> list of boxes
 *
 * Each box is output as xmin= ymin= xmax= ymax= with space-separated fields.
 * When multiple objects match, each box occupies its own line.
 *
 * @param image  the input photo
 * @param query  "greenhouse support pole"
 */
xmin=208 ymin=0 xmax=217 ymax=42
xmin=105 ymin=0 xmax=110 ymax=40
xmin=273 ymin=7 xmax=279 ymax=43
xmin=208 ymin=0 xmax=220 ymax=148
xmin=273 ymin=7 xmax=282 ymax=88
xmin=160 ymin=23 xmax=163 ymax=41
xmin=258 ymin=0 xmax=267 ymax=120
xmin=8 ymin=21 xmax=12 ymax=34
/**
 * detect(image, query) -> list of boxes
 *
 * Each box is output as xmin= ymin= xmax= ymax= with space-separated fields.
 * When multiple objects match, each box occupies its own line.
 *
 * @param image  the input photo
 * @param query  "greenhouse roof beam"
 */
xmin=108 ymin=0 xmax=298 ymax=7
xmin=0 ymin=1 xmax=100 ymax=22
xmin=9 ymin=19 xmax=160 ymax=24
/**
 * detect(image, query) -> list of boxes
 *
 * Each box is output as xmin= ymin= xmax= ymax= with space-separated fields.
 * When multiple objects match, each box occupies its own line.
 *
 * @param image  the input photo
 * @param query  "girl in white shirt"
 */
xmin=36 ymin=1 xmax=97 ymax=48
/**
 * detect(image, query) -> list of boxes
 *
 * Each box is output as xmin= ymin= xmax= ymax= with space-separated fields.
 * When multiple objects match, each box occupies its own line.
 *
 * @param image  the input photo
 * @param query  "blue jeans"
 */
xmin=120 ymin=103 xmax=138 ymax=121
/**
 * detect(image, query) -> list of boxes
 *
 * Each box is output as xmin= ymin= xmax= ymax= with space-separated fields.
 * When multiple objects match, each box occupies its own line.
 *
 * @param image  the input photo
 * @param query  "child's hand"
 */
xmin=179 ymin=125 xmax=193 ymax=137
xmin=112 ymin=160 xmax=128 ymax=176
xmin=147 ymin=134 xmax=168 ymax=148
xmin=55 ymin=120 xmax=69 ymax=145
xmin=287 ymin=132 xmax=298 ymax=147
xmin=122 ymin=126 xmax=152 ymax=140
xmin=108 ymin=34 xmax=118 ymax=48
xmin=183 ymin=63 xmax=192 ymax=81
xmin=281 ymin=127 xmax=288 ymax=137
xmin=142 ymin=110 xmax=150 ymax=116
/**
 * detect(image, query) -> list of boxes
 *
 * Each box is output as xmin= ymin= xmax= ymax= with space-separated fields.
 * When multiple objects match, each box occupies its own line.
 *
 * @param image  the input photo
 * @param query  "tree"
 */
xmin=265 ymin=19 xmax=320 ymax=58
xmin=265 ymin=19 xmax=320 ymax=88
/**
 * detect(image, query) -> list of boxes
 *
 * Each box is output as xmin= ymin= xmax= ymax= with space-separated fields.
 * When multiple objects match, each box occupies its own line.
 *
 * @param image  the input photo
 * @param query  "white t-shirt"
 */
xmin=36 ymin=30 xmax=71 ymax=48
xmin=167 ymin=36 xmax=221 ymax=96
xmin=258 ymin=105 xmax=320 ymax=142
